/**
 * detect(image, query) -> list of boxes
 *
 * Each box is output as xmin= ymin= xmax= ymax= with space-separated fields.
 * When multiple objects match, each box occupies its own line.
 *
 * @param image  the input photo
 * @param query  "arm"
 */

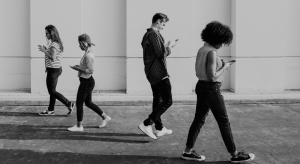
xmin=206 ymin=51 xmax=230 ymax=81
xmin=70 ymin=54 xmax=94 ymax=74
xmin=84 ymin=54 xmax=94 ymax=74
xmin=148 ymin=32 xmax=171 ymax=58
xmin=39 ymin=46 xmax=57 ymax=61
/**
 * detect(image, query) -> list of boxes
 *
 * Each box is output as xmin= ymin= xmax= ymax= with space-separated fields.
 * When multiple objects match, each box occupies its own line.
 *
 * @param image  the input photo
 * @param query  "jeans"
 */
xmin=186 ymin=80 xmax=236 ymax=153
xmin=76 ymin=76 xmax=103 ymax=122
xmin=144 ymin=78 xmax=173 ymax=130
xmin=46 ymin=67 xmax=71 ymax=111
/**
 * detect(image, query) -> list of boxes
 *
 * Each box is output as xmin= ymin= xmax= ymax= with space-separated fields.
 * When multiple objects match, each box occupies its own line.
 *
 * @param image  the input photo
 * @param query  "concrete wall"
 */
xmin=30 ymin=0 xmax=126 ymax=94
xmin=1 ymin=0 xmax=300 ymax=94
xmin=126 ymin=0 xmax=231 ymax=95
xmin=231 ymin=0 xmax=300 ymax=93
xmin=0 ymin=0 xmax=30 ymax=90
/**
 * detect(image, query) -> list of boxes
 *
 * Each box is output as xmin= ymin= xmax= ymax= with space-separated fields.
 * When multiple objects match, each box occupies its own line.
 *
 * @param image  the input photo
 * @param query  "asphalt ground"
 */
xmin=0 ymin=104 xmax=299 ymax=164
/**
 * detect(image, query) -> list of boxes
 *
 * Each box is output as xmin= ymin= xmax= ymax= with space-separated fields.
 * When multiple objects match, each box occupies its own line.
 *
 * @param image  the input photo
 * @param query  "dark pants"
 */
xmin=46 ymin=67 xmax=71 ymax=111
xmin=186 ymin=80 xmax=236 ymax=153
xmin=144 ymin=78 xmax=173 ymax=130
xmin=76 ymin=76 xmax=103 ymax=122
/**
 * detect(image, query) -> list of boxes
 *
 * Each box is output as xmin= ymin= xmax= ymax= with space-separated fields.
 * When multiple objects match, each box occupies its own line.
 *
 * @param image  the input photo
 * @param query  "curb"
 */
xmin=1 ymin=94 xmax=300 ymax=106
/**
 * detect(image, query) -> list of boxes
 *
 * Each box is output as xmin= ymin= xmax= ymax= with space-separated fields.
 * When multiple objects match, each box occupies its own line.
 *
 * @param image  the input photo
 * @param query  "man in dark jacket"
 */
xmin=138 ymin=13 xmax=177 ymax=139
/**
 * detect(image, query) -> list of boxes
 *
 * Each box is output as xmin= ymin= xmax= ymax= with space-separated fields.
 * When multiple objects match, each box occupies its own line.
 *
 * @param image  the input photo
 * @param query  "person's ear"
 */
xmin=156 ymin=19 xmax=161 ymax=25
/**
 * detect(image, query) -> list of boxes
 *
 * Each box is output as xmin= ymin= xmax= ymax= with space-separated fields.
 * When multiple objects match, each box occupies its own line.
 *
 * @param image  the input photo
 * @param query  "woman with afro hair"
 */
xmin=181 ymin=21 xmax=255 ymax=163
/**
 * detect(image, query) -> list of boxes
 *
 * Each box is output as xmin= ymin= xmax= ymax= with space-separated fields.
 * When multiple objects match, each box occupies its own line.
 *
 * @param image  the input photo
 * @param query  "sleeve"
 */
xmin=50 ymin=42 xmax=61 ymax=52
xmin=147 ymin=32 xmax=171 ymax=58
xmin=85 ymin=54 xmax=94 ymax=74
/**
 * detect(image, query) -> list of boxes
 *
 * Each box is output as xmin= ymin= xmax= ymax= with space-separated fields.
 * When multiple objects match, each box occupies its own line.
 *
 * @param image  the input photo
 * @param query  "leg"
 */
xmin=185 ymin=92 xmax=210 ymax=152
xmin=209 ymin=91 xmax=236 ymax=154
xmin=68 ymin=78 xmax=86 ymax=132
xmin=46 ymin=68 xmax=71 ymax=110
xmin=144 ymin=79 xmax=173 ymax=130
xmin=46 ymin=70 xmax=57 ymax=111
xmin=150 ymin=83 xmax=163 ymax=130
xmin=76 ymin=78 xmax=88 ymax=123
xmin=84 ymin=79 xmax=104 ymax=117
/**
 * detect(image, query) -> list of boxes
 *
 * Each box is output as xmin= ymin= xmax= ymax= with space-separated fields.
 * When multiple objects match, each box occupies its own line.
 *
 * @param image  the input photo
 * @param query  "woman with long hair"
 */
xmin=38 ymin=25 xmax=74 ymax=116
xmin=67 ymin=34 xmax=111 ymax=132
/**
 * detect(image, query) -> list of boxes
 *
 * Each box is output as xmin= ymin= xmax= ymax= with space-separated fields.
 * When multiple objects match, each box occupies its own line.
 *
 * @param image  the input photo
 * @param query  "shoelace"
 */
xmin=236 ymin=150 xmax=249 ymax=158
xmin=191 ymin=150 xmax=201 ymax=157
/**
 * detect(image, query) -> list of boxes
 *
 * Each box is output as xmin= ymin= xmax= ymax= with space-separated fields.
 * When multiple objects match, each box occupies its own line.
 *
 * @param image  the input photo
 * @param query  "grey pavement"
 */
xmin=0 ymin=104 xmax=299 ymax=164
xmin=0 ymin=90 xmax=300 ymax=106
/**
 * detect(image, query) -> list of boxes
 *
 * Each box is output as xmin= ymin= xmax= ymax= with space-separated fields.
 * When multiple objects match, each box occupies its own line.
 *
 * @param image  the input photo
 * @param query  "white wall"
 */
xmin=1 ymin=0 xmax=300 ymax=94
xmin=126 ymin=0 xmax=232 ymax=95
xmin=83 ymin=0 xmax=126 ymax=91
xmin=231 ymin=0 xmax=287 ymax=93
xmin=0 ymin=0 xmax=30 ymax=90
xmin=30 ymin=0 xmax=126 ymax=94
xmin=284 ymin=0 xmax=300 ymax=89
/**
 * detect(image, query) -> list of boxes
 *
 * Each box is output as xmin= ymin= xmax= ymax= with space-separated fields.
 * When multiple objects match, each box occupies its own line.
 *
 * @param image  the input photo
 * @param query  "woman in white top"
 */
xmin=181 ymin=21 xmax=255 ymax=163
xmin=68 ymin=34 xmax=111 ymax=132
xmin=38 ymin=25 xmax=74 ymax=116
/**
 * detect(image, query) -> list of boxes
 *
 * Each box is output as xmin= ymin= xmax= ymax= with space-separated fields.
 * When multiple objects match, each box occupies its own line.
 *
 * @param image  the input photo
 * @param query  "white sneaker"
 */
xmin=68 ymin=125 xmax=83 ymax=132
xmin=99 ymin=116 xmax=111 ymax=128
xmin=138 ymin=123 xmax=157 ymax=139
xmin=156 ymin=127 xmax=173 ymax=137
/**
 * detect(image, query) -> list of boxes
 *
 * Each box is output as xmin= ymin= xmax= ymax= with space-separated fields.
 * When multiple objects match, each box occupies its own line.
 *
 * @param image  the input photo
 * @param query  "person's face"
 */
xmin=45 ymin=30 xmax=51 ymax=40
xmin=157 ymin=19 xmax=166 ymax=31
xmin=79 ymin=41 xmax=87 ymax=51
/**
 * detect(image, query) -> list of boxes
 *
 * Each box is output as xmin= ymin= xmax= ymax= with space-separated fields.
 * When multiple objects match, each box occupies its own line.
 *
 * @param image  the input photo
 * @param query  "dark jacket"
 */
xmin=141 ymin=28 xmax=171 ymax=85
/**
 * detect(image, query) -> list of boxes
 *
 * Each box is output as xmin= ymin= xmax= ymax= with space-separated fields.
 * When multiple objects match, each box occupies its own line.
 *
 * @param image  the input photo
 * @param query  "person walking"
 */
xmin=181 ymin=21 xmax=255 ymax=163
xmin=138 ymin=13 xmax=178 ymax=139
xmin=38 ymin=25 xmax=74 ymax=116
xmin=68 ymin=34 xmax=111 ymax=132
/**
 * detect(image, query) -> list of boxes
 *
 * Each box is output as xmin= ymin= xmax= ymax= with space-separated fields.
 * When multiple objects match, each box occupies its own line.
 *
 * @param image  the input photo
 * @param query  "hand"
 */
xmin=223 ymin=62 xmax=232 ymax=70
xmin=70 ymin=65 xmax=80 ymax=71
xmin=165 ymin=39 xmax=178 ymax=48
xmin=38 ymin=45 xmax=46 ymax=52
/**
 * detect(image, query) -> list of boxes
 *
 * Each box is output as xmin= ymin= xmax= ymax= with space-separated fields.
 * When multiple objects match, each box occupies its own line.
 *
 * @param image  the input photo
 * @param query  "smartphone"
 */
xmin=227 ymin=60 xmax=236 ymax=63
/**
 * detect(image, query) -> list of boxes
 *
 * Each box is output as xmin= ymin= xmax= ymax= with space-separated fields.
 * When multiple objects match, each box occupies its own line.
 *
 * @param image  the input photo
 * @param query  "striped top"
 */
xmin=195 ymin=43 xmax=223 ymax=83
xmin=45 ymin=42 xmax=62 ymax=68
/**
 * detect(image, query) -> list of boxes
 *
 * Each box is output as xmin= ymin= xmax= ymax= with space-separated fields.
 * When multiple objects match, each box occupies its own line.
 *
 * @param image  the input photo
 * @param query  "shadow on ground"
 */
xmin=0 ymin=149 xmax=232 ymax=164
xmin=0 ymin=124 xmax=149 ymax=144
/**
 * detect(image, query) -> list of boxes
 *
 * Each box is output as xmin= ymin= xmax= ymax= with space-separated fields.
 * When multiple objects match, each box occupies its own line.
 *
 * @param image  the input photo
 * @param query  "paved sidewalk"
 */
xmin=0 ymin=91 xmax=300 ymax=106
xmin=0 ymin=104 xmax=299 ymax=164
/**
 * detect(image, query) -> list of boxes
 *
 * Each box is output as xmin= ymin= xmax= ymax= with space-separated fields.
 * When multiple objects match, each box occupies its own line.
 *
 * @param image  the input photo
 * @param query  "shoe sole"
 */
xmin=39 ymin=113 xmax=54 ymax=116
xmin=156 ymin=131 xmax=173 ymax=137
xmin=231 ymin=154 xmax=255 ymax=163
xmin=68 ymin=129 xmax=83 ymax=132
xmin=138 ymin=125 xmax=157 ymax=140
xmin=67 ymin=128 xmax=83 ymax=132
xmin=181 ymin=156 xmax=205 ymax=161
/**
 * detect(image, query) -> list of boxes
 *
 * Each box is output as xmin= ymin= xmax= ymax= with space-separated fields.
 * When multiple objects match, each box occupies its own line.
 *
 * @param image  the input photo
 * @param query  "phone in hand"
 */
xmin=227 ymin=60 xmax=236 ymax=63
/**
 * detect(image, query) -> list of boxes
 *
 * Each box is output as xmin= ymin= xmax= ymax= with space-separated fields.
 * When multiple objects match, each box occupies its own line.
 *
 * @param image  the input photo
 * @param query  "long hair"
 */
xmin=45 ymin=25 xmax=64 ymax=52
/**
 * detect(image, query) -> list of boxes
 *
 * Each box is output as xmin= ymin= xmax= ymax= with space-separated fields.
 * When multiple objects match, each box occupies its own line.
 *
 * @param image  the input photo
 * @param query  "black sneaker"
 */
xmin=39 ymin=110 xmax=54 ymax=116
xmin=231 ymin=151 xmax=255 ymax=163
xmin=67 ymin=102 xmax=75 ymax=116
xmin=181 ymin=150 xmax=205 ymax=161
